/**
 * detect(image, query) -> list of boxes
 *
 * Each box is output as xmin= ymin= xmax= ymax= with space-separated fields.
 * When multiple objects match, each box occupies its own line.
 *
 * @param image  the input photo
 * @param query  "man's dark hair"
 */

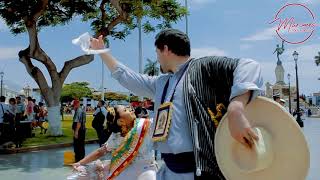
xmin=100 ymin=100 xmax=105 ymax=106
xmin=155 ymin=28 xmax=191 ymax=56
xmin=9 ymin=98 xmax=16 ymax=104
xmin=0 ymin=96 xmax=5 ymax=102
xmin=16 ymin=96 xmax=21 ymax=100
xmin=27 ymin=97 xmax=32 ymax=101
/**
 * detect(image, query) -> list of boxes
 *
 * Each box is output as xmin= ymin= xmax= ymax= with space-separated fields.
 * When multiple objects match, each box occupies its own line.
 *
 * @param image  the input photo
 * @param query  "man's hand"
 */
xmin=227 ymin=91 xmax=259 ymax=148
xmin=90 ymin=35 xmax=105 ymax=50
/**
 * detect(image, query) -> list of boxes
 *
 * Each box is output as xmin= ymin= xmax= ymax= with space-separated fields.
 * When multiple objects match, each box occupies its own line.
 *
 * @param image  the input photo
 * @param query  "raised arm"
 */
xmin=90 ymin=36 xmax=157 ymax=98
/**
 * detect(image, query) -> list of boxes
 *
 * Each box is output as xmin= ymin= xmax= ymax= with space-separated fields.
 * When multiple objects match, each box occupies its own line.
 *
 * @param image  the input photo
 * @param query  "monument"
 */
xmin=265 ymin=41 xmax=297 ymax=111
xmin=273 ymin=40 xmax=285 ymax=85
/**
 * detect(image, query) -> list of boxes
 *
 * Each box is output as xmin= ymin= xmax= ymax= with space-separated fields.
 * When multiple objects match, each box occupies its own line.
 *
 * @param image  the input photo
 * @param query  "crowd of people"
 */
xmin=0 ymin=95 xmax=48 ymax=148
xmin=273 ymin=93 xmax=312 ymax=117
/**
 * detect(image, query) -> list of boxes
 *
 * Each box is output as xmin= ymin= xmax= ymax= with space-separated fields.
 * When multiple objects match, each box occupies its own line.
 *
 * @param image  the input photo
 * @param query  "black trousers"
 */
xmin=73 ymin=129 xmax=86 ymax=162
xmin=15 ymin=114 xmax=24 ymax=147
xmin=162 ymin=152 xmax=225 ymax=180
xmin=94 ymin=126 xmax=107 ymax=147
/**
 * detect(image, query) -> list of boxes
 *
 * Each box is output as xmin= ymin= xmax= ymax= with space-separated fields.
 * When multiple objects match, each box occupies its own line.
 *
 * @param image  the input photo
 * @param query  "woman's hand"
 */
xmin=72 ymin=162 xmax=82 ymax=171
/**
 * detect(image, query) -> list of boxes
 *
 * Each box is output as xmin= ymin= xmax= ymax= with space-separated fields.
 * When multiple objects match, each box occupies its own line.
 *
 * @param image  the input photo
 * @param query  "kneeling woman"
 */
xmin=68 ymin=105 xmax=156 ymax=180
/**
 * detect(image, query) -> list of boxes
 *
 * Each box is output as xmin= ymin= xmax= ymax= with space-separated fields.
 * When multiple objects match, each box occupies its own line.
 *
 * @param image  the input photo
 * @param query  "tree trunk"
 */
xmin=17 ymin=0 xmax=96 ymax=136
xmin=19 ymin=44 xmax=93 ymax=137
xmin=47 ymin=106 xmax=63 ymax=136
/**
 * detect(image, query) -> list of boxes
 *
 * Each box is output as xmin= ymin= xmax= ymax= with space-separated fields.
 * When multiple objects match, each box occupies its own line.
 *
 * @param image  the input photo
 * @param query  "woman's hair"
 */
xmin=106 ymin=106 xmax=122 ymax=135
xmin=106 ymin=105 xmax=134 ymax=137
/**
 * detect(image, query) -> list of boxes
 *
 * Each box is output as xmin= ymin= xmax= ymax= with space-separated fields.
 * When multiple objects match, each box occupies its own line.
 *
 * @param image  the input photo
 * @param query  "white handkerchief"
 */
xmin=72 ymin=32 xmax=110 ymax=55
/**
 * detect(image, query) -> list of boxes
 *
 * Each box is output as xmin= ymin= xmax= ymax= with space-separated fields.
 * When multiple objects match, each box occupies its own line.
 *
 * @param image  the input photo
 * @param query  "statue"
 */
xmin=273 ymin=40 xmax=285 ymax=65
xmin=273 ymin=40 xmax=285 ymax=85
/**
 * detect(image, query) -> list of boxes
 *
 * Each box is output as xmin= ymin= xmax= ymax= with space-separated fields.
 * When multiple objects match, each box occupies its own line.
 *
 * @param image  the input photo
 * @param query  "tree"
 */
xmin=0 ymin=0 xmax=186 ymax=135
xmin=105 ymin=92 xmax=128 ymax=102
xmin=315 ymin=52 xmax=320 ymax=66
xmin=61 ymin=82 xmax=93 ymax=103
xmin=130 ymin=95 xmax=140 ymax=102
xmin=144 ymin=58 xmax=159 ymax=76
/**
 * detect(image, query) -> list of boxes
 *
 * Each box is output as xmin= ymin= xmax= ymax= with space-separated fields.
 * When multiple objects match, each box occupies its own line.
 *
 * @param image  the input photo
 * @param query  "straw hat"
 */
xmin=214 ymin=96 xmax=310 ymax=180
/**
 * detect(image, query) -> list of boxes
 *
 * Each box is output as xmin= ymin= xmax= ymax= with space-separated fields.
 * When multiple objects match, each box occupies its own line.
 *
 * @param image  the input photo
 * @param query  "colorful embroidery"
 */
xmin=108 ymin=118 xmax=150 ymax=180
xmin=152 ymin=102 xmax=173 ymax=142
xmin=208 ymin=103 xmax=226 ymax=128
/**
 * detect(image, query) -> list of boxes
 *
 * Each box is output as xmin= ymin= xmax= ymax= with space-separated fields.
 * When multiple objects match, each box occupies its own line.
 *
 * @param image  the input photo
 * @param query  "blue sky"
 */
xmin=0 ymin=0 xmax=320 ymax=95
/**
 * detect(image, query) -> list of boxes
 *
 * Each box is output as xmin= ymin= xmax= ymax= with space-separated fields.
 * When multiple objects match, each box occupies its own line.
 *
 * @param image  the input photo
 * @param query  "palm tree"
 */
xmin=315 ymin=52 xmax=320 ymax=66
xmin=144 ymin=58 xmax=159 ymax=76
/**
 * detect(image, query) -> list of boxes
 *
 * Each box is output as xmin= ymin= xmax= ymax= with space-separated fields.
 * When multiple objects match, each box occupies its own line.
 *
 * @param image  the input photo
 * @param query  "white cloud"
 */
xmin=191 ymin=47 xmax=228 ymax=58
xmin=241 ymin=27 xmax=276 ymax=41
xmin=0 ymin=47 xmax=23 ymax=61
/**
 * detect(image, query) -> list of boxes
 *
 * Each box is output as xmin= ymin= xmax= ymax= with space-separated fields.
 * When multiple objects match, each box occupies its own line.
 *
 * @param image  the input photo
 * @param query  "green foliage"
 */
xmin=144 ymin=58 xmax=159 ymax=76
xmin=0 ymin=0 xmax=99 ymax=34
xmin=61 ymin=82 xmax=92 ymax=102
xmin=105 ymin=92 xmax=128 ymax=102
xmin=22 ymin=115 xmax=97 ymax=147
xmin=129 ymin=95 xmax=140 ymax=102
xmin=0 ymin=0 xmax=187 ymax=41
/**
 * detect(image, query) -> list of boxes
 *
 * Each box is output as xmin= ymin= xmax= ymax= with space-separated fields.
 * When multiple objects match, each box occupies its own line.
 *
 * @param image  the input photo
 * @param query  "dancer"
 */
xmin=68 ymin=105 xmax=157 ymax=180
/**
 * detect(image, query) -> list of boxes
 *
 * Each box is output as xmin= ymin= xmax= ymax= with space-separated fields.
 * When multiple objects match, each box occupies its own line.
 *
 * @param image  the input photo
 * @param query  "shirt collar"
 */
xmin=175 ymin=58 xmax=192 ymax=74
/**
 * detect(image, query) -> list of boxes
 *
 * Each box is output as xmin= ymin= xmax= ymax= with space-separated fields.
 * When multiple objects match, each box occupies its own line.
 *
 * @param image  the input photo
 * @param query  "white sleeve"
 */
xmin=102 ymin=107 xmax=108 ymax=118
xmin=111 ymin=62 xmax=158 ymax=98
xmin=103 ymin=132 xmax=123 ymax=150
xmin=230 ymin=58 xmax=264 ymax=101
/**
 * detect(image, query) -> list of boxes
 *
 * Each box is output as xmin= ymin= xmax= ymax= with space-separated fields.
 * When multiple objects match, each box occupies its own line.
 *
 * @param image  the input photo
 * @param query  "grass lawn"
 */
xmin=22 ymin=114 xmax=98 ymax=147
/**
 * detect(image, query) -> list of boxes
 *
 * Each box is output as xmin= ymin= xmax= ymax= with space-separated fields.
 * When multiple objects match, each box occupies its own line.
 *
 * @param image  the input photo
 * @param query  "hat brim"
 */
xmin=214 ymin=96 xmax=310 ymax=180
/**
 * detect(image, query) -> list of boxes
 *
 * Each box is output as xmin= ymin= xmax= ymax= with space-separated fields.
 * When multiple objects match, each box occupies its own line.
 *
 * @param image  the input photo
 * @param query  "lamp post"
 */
xmin=293 ymin=51 xmax=303 ymax=127
xmin=101 ymin=59 xmax=105 ymax=101
xmin=287 ymin=73 xmax=292 ymax=114
xmin=185 ymin=0 xmax=188 ymax=35
xmin=0 ymin=71 xmax=3 ymax=96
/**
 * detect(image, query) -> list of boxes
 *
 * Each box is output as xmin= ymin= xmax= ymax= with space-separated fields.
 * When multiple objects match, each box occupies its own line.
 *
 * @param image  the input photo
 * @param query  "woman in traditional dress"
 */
xmin=67 ymin=105 xmax=157 ymax=180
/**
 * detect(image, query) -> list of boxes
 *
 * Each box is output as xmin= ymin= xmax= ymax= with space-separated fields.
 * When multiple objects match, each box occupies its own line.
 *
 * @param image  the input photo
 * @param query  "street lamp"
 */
xmin=293 ymin=51 xmax=303 ymax=127
xmin=287 ymin=73 xmax=292 ymax=114
xmin=0 ymin=71 xmax=4 ymax=97
xmin=185 ymin=0 xmax=188 ymax=35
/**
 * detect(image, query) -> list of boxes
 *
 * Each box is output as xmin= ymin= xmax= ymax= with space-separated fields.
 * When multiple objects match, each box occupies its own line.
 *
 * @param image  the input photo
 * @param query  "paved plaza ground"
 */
xmin=0 ymin=117 xmax=319 ymax=180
